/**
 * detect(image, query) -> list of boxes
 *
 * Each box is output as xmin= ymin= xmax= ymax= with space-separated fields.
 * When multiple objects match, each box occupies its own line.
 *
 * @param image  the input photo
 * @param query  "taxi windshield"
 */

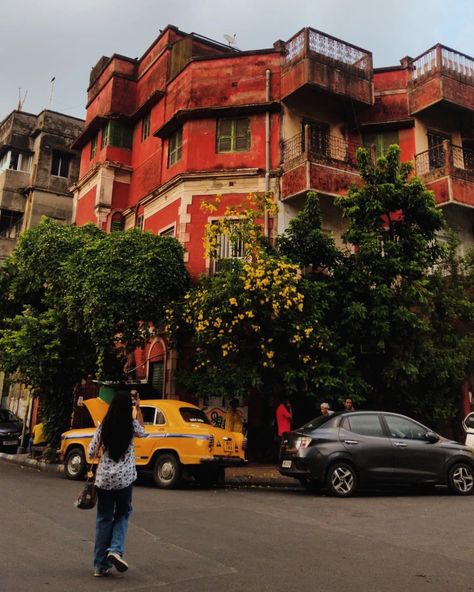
xmin=179 ymin=408 xmax=210 ymax=424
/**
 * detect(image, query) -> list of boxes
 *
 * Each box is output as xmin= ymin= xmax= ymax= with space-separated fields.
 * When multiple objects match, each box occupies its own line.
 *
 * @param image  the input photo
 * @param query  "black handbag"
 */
xmin=75 ymin=464 xmax=97 ymax=510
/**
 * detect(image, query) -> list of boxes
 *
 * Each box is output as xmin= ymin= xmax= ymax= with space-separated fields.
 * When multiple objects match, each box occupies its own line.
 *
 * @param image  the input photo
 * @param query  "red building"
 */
xmin=73 ymin=25 xmax=474 ymax=395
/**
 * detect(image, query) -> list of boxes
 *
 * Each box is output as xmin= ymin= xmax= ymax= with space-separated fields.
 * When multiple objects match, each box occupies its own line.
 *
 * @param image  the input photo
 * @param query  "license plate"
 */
xmin=223 ymin=441 xmax=233 ymax=453
xmin=3 ymin=440 xmax=18 ymax=446
xmin=281 ymin=460 xmax=292 ymax=468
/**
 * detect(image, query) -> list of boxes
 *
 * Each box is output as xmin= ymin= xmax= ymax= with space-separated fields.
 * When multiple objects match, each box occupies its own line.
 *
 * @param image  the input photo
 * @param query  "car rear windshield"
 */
xmin=179 ymin=408 xmax=211 ymax=424
xmin=0 ymin=410 xmax=17 ymax=423
xmin=302 ymin=414 xmax=339 ymax=430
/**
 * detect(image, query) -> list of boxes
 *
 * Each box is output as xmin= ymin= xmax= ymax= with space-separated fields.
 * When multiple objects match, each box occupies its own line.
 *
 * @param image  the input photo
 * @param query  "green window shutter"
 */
xmin=235 ymin=118 xmax=250 ymax=151
xmin=363 ymin=131 xmax=399 ymax=158
xmin=141 ymin=112 xmax=151 ymax=141
xmin=150 ymin=362 xmax=164 ymax=398
xmin=168 ymin=127 xmax=183 ymax=167
xmin=101 ymin=124 xmax=109 ymax=148
xmin=217 ymin=118 xmax=250 ymax=152
xmin=217 ymin=119 xmax=233 ymax=152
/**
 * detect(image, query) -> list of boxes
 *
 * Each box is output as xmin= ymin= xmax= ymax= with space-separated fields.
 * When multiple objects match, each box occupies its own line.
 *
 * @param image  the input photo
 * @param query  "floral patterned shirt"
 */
xmin=88 ymin=420 xmax=146 ymax=490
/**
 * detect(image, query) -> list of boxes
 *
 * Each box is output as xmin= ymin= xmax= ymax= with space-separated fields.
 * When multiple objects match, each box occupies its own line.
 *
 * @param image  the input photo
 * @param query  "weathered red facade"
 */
xmin=73 ymin=25 xmax=474 ymax=395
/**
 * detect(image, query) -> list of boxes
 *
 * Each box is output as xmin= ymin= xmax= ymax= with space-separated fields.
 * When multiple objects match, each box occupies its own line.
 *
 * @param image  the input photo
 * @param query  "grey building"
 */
xmin=0 ymin=109 xmax=84 ymax=260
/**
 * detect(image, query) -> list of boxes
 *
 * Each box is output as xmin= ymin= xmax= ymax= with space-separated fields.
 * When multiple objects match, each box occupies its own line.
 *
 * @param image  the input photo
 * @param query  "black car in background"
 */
xmin=279 ymin=411 xmax=474 ymax=496
xmin=0 ymin=409 xmax=22 ymax=451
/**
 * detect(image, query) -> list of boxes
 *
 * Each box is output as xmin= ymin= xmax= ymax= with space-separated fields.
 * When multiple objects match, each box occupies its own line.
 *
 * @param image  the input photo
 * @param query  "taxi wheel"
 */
xmin=153 ymin=453 xmax=182 ymax=489
xmin=64 ymin=447 xmax=86 ymax=480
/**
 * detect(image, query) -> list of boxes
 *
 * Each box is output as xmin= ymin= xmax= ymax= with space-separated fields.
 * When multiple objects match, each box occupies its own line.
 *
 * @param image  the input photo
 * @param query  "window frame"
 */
xmin=363 ymin=130 xmax=400 ymax=159
xmin=141 ymin=112 xmax=151 ymax=141
xmin=216 ymin=117 xmax=250 ymax=153
xmin=90 ymin=135 xmax=98 ymax=158
xmin=159 ymin=226 xmax=175 ymax=238
xmin=382 ymin=414 xmax=429 ymax=441
xmin=2 ymin=149 xmax=32 ymax=173
xmin=50 ymin=150 xmax=70 ymax=178
xmin=341 ymin=414 xmax=386 ymax=438
xmin=135 ymin=214 xmax=144 ymax=230
xmin=168 ymin=127 xmax=183 ymax=167
xmin=101 ymin=121 xmax=133 ymax=150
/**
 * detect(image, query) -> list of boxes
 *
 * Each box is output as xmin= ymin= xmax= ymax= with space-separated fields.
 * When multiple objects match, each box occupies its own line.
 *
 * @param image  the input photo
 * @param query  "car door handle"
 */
xmin=344 ymin=440 xmax=359 ymax=445
xmin=394 ymin=441 xmax=408 ymax=447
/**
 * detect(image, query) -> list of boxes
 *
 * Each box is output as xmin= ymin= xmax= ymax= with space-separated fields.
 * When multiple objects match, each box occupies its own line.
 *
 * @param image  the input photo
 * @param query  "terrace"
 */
xmin=415 ymin=141 xmax=474 ymax=207
xmin=281 ymin=28 xmax=373 ymax=105
xmin=281 ymin=127 xmax=362 ymax=199
xmin=408 ymin=45 xmax=474 ymax=114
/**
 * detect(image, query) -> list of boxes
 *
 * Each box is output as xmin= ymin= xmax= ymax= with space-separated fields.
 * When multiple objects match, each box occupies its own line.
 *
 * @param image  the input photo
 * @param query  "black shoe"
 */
xmin=107 ymin=552 xmax=128 ymax=572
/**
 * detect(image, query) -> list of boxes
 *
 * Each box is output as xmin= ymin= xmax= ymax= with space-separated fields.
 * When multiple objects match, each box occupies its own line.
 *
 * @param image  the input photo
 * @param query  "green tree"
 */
xmin=0 ymin=220 xmax=103 ymax=442
xmin=63 ymin=228 xmax=190 ymax=377
xmin=0 ymin=220 xmax=190 ymax=441
xmin=167 ymin=193 xmax=362 ymax=404
xmin=333 ymin=145 xmax=472 ymax=425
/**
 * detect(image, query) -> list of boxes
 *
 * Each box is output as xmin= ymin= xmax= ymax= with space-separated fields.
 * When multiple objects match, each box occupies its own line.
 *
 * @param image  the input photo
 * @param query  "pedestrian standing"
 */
xmin=276 ymin=398 xmax=292 ymax=439
xmin=342 ymin=398 xmax=355 ymax=411
xmin=320 ymin=402 xmax=334 ymax=417
xmin=88 ymin=390 xmax=145 ymax=577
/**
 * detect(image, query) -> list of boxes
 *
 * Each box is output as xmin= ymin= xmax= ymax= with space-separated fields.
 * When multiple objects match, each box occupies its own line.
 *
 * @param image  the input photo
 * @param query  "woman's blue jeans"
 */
xmin=93 ymin=485 xmax=133 ymax=570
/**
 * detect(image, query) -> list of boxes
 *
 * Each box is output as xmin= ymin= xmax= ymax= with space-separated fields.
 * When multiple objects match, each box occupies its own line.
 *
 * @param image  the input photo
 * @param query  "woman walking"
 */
xmin=88 ymin=390 xmax=145 ymax=577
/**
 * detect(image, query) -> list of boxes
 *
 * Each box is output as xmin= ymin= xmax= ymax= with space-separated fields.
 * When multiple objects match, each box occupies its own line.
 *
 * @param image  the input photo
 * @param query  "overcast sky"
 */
xmin=2 ymin=0 xmax=473 ymax=120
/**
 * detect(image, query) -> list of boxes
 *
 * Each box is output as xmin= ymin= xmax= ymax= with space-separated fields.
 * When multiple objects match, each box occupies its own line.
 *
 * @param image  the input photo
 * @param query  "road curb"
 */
xmin=0 ymin=452 xmax=63 ymax=474
xmin=0 ymin=452 xmax=297 ymax=487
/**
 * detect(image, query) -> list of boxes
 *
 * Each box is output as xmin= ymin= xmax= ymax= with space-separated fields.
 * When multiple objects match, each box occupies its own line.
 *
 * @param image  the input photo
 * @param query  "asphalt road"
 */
xmin=1 ymin=460 xmax=474 ymax=592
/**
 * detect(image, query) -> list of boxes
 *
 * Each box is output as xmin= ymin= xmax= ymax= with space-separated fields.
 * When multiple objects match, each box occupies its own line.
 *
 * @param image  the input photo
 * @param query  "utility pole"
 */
xmin=48 ymin=77 xmax=56 ymax=109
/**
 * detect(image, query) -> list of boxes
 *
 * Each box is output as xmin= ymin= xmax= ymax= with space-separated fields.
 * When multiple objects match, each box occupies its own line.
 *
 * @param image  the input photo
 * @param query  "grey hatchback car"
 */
xmin=0 ymin=409 xmax=22 ymax=451
xmin=279 ymin=411 xmax=474 ymax=496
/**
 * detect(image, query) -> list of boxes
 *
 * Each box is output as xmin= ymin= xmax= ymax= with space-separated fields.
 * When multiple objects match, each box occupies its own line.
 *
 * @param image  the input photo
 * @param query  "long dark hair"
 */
xmin=100 ymin=391 xmax=134 ymax=462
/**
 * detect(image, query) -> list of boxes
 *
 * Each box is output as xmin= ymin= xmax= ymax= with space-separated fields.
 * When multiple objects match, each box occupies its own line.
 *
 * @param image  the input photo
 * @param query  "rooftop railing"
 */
xmin=409 ymin=44 xmax=474 ymax=83
xmin=284 ymin=28 xmax=372 ymax=78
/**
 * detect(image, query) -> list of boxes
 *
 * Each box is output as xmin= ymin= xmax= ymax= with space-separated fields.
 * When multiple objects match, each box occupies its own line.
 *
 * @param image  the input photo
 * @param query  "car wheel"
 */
xmin=298 ymin=478 xmax=321 ymax=493
xmin=64 ymin=447 xmax=86 ymax=480
xmin=448 ymin=463 xmax=474 ymax=495
xmin=152 ymin=453 xmax=182 ymax=489
xmin=326 ymin=462 xmax=357 ymax=497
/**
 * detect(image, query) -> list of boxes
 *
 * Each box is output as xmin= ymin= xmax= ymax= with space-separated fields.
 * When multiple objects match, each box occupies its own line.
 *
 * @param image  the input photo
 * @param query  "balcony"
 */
xmin=415 ymin=141 xmax=474 ymax=207
xmin=281 ymin=28 xmax=373 ymax=105
xmin=408 ymin=45 xmax=474 ymax=114
xmin=281 ymin=129 xmax=362 ymax=199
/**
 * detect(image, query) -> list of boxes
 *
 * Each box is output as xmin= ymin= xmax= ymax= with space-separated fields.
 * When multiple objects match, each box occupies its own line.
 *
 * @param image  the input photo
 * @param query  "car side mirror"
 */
xmin=425 ymin=430 xmax=439 ymax=443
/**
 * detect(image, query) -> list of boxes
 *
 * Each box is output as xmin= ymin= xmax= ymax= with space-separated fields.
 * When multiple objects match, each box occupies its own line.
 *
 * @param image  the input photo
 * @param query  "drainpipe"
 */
xmin=264 ymin=69 xmax=271 ymax=238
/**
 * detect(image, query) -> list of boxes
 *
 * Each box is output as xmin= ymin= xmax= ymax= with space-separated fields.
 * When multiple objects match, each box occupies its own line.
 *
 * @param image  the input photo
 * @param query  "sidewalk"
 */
xmin=0 ymin=452 xmax=299 ymax=488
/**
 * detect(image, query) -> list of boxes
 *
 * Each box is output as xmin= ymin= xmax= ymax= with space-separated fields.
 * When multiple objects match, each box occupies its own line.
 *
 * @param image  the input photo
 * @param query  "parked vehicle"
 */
xmin=279 ymin=410 xmax=474 ymax=496
xmin=58 ymin=398 xmax=246 ymax=488
xmin=462 ymin=412 xmax=474 ymax=449
xmin=0 ymin=409 xmax=22 ymax=452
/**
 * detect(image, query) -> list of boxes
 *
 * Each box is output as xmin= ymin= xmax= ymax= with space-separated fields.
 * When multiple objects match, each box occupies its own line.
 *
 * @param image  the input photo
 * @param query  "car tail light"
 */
xmin=209 ymin=434 xmax=214 ymax=449
xmin=242 ymin=437 xmax=247 ymax=450
xmin=295 ymin=436 xmax=312 ymax=450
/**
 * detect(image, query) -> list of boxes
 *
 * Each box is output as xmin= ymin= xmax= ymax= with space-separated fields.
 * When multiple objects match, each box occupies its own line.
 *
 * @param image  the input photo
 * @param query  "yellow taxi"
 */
xmin=59 ymin=398 xmax=246 ymax=488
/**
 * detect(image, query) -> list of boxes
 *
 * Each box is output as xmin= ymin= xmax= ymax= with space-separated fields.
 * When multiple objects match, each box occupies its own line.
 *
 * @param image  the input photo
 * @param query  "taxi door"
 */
xmin=134 ymin=405 xmax=166 ymax=465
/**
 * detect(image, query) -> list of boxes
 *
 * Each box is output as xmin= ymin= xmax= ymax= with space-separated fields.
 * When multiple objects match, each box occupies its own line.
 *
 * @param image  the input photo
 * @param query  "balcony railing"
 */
xmin=284 ymin=28 xmax=372 ymax=79
xmin=282 ymin=131 xmax=362 ymax=167
xmin=409 ymin=44 xmax=474 ymax=84
xmin=415 ymin=143 xmax=474 ymax=176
